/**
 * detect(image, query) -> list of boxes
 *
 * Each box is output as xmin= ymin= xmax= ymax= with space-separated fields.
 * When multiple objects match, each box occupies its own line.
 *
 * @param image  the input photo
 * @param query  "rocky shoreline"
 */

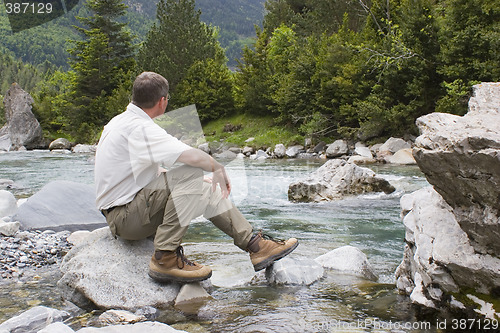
xmin=1 ymin=82 xmax=499 ymax=331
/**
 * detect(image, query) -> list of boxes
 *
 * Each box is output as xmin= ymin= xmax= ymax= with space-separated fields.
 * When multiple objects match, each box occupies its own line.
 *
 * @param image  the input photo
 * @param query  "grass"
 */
xmin=201 ymin=113 xmax=305 ymax=149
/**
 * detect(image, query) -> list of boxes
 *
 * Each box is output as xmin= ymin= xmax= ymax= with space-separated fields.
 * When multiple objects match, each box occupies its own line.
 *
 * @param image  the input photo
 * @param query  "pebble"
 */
xmin=0 ymin=229 xmax=72 ymax=279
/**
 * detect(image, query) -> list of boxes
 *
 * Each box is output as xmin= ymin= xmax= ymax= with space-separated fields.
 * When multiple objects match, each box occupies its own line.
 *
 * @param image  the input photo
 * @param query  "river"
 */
xmin=0 ymin=151 xmax=433 ymax=332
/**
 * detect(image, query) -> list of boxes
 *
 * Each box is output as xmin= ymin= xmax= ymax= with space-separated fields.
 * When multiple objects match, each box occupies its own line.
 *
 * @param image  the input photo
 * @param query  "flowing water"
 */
xmin=0 ymin=151 xmax=435 ymax=332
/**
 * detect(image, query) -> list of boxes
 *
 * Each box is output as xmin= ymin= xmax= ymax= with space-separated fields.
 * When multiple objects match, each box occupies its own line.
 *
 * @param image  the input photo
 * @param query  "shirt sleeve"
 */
xmin=129 ymin=120 xmax=192 ymax=171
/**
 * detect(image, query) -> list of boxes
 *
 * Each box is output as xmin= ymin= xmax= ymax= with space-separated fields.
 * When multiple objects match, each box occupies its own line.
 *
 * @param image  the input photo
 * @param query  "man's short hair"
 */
xmin=132 ymin=72 xmax=169 ymax=109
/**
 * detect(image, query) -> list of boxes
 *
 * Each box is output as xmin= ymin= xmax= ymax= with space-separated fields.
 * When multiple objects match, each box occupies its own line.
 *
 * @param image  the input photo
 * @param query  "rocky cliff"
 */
xmin=395 ymin=83 xmax=500 ymax=318
xmin=1 ymin=83 xmax=44 ymax=150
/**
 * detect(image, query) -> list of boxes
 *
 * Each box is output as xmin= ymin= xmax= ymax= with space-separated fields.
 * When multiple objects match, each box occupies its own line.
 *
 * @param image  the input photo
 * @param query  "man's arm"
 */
xmin=177 ymin=148 xmax=231 ymax=198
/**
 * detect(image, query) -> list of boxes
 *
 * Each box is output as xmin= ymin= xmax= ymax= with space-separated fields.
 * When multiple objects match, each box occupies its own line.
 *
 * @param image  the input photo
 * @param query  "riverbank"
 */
xmin=0 ymin=152 xmax=430 ymax=332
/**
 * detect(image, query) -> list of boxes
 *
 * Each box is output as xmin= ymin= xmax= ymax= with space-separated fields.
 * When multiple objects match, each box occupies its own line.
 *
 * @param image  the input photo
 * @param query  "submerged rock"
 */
xmin=288 ymin=159 xmax=395 ymax=202
xmin=57 ymin=227 xmax=181 ymax=311
xmin=315 ymin=246 xmax=378 ymax=281
xmin=265 ymin=257 xmax=324 ymax=285
xmin=0 ymin=306 xmax=69 ymax=332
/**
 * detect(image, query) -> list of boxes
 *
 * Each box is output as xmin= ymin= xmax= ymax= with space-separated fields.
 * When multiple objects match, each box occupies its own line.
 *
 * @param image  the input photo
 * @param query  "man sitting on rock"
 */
xmin=94 ymin=71 xmax=298 ymax=283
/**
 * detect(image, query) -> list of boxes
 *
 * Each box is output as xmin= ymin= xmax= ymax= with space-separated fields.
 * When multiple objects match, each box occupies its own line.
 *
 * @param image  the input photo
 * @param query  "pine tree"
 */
xmin=138 ymin=0 xmax=224 ymax=94
xmin=68 ymin=0 xmax=136 ymax=137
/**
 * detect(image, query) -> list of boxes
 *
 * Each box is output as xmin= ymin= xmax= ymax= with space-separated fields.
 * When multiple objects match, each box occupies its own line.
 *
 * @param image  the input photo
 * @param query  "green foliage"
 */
xmin=175 ymin=59 xmax=235 ymax=123
xmin=436 ymin=0 xmax=500 ymax=113
xmin=234 ymin=0 xmax=497 ymax=140
xmin=67 ymin=0 xmax=136 ymax=141
xmin=235 ymin=27 xmax=274 ymax=116
xmin=137 ymin=0 xmax=225 ymax=95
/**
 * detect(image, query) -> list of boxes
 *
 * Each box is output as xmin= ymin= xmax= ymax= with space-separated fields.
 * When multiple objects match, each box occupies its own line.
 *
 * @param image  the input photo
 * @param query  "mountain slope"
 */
xmin=0 ymin=0 xmax=265 ymax=68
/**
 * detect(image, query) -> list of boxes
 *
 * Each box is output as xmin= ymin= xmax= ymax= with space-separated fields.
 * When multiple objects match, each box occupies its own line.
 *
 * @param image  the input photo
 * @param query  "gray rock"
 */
xmin=395 ymin=187 xmax=500 ymax=307
xmin=0 ymin=190 xmax=17 ymax=218
xmin=315 ymin=246 xmax=378 ymax=281
xmin=99 ymin=310 xmax=145 ymax=325
xmin=49 ymin=138 xmax=71 ymax=151
xmin=273 ymin=144 xmax=286 ymax=158
xmin=354 ymin=143 xmax=373 ymax=158
xmin=38 ymin=322 xmax=75 ymax=333
xmin=72 ymin=144 xmax=97 ymax=154
xmin=265 ymin=257 xmax=324 ymax=285
xmin=325 ymin=140 xmax=348 ymax=158
xmin=285 ymin=145 xmax=304 ymax=158
xmin=384 ymin=148 xmax=416 ymax=164
xmin=0 ymin=221 xmax=20 ymax=236
xmin=57 ymin=227 xmax=181 ymax=311
xmin=214 ymin=150 xmax=237 ymax=160
xmin=347 ymin=156 xmax=376 ymax=165
xmin=313 ymin=141 xmax=326 ymax=154
xmin=76 ymin=322 xmax=188 ymax=333
xmin=255 ymin=149 xmax=269 ymax=159
xmin=378 ymin=137 xmax=411 ymax=154
xmin=288 ymin=159 xmax=395 ymax=202
xmin=242 ymin=146 xmax=254 ymax=156
xmin=13 ymin=180 xmax=106 ymax=232
xmin=197 ymin=142 xmax=210 ymax=154
xmin=413 ymin=82 xmax=500 ymax=256
xmin=0 ymin=306 xmax=69 ymax=333
xmin=1 ymin=83 xmax=44 ymax=150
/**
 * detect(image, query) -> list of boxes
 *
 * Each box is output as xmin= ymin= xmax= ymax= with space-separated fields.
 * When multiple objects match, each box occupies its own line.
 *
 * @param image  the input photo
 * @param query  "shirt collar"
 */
xmin=126 ymin=103 xmax=152 ymax=121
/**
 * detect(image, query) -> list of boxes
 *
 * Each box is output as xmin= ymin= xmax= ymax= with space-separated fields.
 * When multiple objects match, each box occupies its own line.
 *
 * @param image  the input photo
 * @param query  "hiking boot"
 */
xmin=246 ymin=232 xmax=298 ymax=271
xmin=148 ymin=246 xmax=212 ymax=283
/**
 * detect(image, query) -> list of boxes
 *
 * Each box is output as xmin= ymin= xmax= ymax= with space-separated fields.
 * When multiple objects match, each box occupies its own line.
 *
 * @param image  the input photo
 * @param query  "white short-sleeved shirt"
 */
xmin=95 ymin=103 xmax=191 ymax=210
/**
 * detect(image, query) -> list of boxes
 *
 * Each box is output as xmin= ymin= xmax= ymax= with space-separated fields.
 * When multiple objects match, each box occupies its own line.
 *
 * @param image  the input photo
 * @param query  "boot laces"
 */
xmin=260 ymin=231 xmax=285 ymax=245
xmin=175 ymin=246 xmax=196 ymax=269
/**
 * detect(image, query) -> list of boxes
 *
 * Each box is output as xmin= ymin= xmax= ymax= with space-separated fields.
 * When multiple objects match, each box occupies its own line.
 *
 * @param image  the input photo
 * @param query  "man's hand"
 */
xmin=177 ymin=149 xmax=232 ymax=199
xmin=212 ymin=166 xmax=231 ymax=199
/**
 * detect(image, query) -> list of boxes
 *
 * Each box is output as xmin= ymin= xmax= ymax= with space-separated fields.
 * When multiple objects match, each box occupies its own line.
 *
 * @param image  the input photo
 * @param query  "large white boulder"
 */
xmin=13 ymin=180 xmax=106 ymax=231
xmin=57 ymin=227 xmax=181 ymax=311
xmin=288 ymin=159 xmax=395 ymax=202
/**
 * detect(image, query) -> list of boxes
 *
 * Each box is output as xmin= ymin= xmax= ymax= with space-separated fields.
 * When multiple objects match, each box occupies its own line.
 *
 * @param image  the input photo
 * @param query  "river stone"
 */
xmin=0 ymin=306 xmax=70 ymax=333
xmin=38 ymin=322 xmax=76 ymax=333
xmin=384 ymin=148 xmax=416 ymax=164
xmin=315 ymin=246 xmax=378 ymax=281
xmin=0 ymin=190 xmax=17 ymax=218
xmin=76 ymin=322 xmax=188 ymax=333
xmin=288 ymin=159 xmax=395 ymax=202
xmin=325 ymin=140 xmax=348 ymax=158
xmin=273 ymin=144 xmax=286 ymax=158
xmin=354 ymin=143 xmax=373 ymax=158
xmin=265 ymin=257 xmax=324 ymax=285
xmin=0 ymin=220 xmax=20 ymax=236
xmin=413 ymin=82 xmax=500 ymax=256
xmin=13 ymin=180 xmax=106 ymax=232
xmin=1 ymin=83 xmax=44 ymax=150
xmin=49 ymin=138 xmax=72 ymax=151
xmin=378 ymin=137 xmax=411 ymax=154
xmin=99 ymin=309 xmax=145 ymax=325
xmin=395 ymin=187 xmax=500 ymax=308
xmin=72 ymin=144 xmax=97 ymax=154
xmin=57 ymin=227 xmax=181 ymax=311
xmin=286 ymin=145 xmax=304 ymax=158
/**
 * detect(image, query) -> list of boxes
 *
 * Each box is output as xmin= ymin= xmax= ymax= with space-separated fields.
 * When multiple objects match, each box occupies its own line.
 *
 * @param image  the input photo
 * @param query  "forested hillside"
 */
xmin=0 ymin=0 xmax=264 ymax=68
xmin=0 ymin=0 xmax=498 ymax=146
